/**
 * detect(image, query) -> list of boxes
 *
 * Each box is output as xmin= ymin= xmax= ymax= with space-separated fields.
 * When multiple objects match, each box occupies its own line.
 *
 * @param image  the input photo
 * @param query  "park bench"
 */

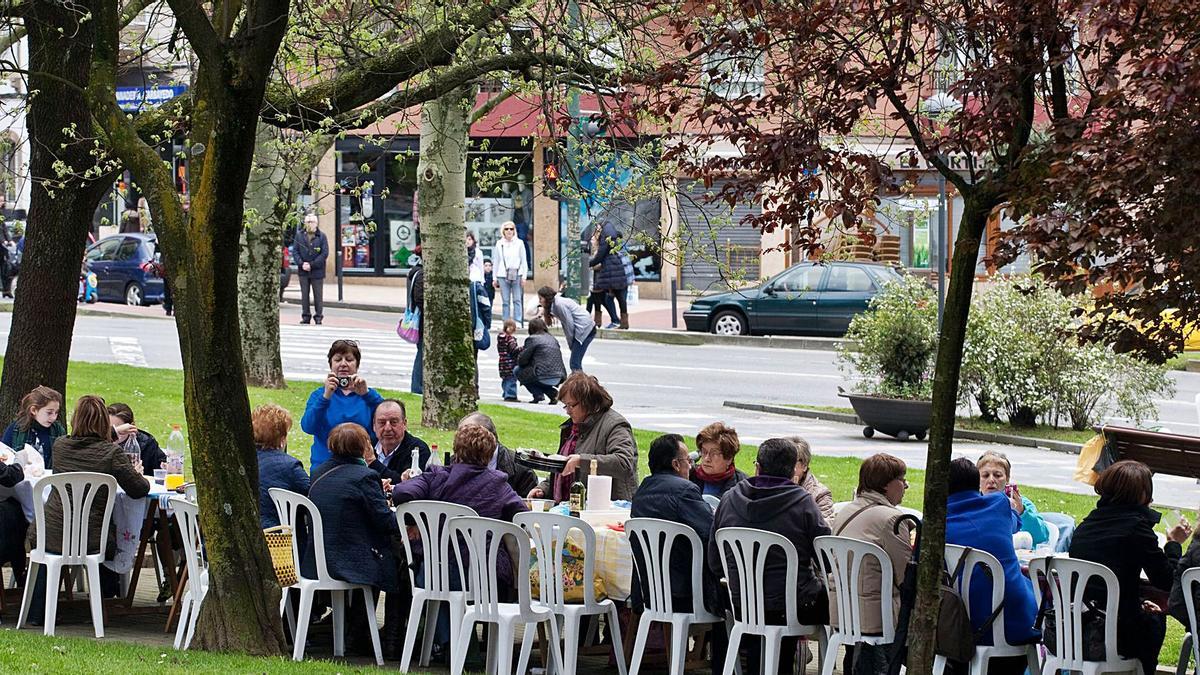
xmin=1094 ymin=425 xmax=1200 ymax=479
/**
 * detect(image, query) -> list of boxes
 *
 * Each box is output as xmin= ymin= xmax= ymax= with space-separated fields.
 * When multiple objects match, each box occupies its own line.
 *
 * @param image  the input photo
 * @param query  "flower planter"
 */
xmin=838 ymin=392 xmax=932 ymax=441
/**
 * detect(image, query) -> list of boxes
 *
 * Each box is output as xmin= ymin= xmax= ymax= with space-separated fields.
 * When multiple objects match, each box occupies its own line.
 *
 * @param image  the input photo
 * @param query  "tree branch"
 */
xmin=164 ymin=0 xmax=223 ymax=69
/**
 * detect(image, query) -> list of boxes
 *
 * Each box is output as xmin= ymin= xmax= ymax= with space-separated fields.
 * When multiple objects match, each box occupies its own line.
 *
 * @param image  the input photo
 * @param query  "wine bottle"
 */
xmin=569 ymin=460 xmax=587 ymax=516
xmin=409 ymin=447 xmax=422 ymax=477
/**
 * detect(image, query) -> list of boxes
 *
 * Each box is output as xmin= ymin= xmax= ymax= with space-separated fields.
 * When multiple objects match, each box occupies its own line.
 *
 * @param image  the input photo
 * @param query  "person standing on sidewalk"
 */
xmin=293 ymin=213 xmax=328 ymax=325
xmin=407 ymin=249 xmax=425 ymax=395
xmin=493 ymin=220 xmax=528 ymax=327
xmin=589 ymin=221 xmax=630 ymax=329
xmin=538 ymin=286 xmax=596 ymax=372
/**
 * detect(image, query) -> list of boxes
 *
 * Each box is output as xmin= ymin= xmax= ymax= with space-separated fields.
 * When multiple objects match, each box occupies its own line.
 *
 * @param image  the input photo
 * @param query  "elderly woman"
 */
xmin=538 ymin=286 xmax=597 ymax=372
xmin=976 ymin=450 xmax=1049 ymax=547
xmin=301 ymin=339 xmax=384 ymax=471
xmin=789 ymin=435 xmax=834 ymax=524
xmin=254 ymin=404 xmax=309 ymax=529
xmin=528 ymin=372 xmax=638 ymax=502
xmin=25 ymin=395 xmax=150 ymax=625
xmin=829 ymin=453 xmax=913 ymax=675
xmin=689 ymin=421 xmax=747 ymax=498
xmin=1070 ymin=460 xmax=1190 ymax=675
xmin=303 ymin=423 xmax=400 ymax=654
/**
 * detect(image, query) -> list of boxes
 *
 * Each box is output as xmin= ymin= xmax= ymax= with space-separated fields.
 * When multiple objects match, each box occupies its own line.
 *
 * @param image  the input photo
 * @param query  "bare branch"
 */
xmin=163 ymin=0 xmax=223 ymax=68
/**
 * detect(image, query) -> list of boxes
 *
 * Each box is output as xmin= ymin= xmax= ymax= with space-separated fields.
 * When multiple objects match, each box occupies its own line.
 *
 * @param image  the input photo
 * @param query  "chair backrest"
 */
xmin=1182 ymin=566 xmax=1200 ymax=675
xmin=514 ymin=511 xmax=599 ymax=610
xmin=1028 ymin=555 xmax=1122 ymax=665
xmin=814 ymin=535 xmax=896 ymax=641
xmin=170 ymin=497 xmax=206 ymax=584
xmin=395 ymin=500 xmax=478 ymax=594
xmin=31 ymin=472 xmax=118 ymax=561
xmin=625 ymin=517 xmax=707 ymax=616
xmin=183 ymin=483 xmax=198 ymax=502
xmin=268 ymin=487 xmax=331 ymax=582
xmin=943 ymin=544 xmax=1008 ymax=647
xmin=451 ymin=516 xmax=533 ymax=621
xmin=702 ymin=494 xmax=721 ymax=510
xmin=716 ymin=527 xmax=800 ymax=628
xmin=1043 ymin=521 xmax=1060 ymax=552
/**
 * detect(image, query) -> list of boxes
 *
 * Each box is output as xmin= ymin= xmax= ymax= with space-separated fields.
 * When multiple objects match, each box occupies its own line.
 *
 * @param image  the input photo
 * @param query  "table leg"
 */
xmin=124 ymin=500 xmax=159 ymax=608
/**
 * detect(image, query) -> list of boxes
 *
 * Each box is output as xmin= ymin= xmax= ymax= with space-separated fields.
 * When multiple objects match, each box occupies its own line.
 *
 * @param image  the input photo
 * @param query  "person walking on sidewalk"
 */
xmin=538 ymin=286 xmax=596 ymax=372
xmin=293 ymin=213 xmax=328 ymax=325
xmin=493 ymin=220 xmax=528 ymax=327
xmin=589 ymin=221 xmax=630 ymax=329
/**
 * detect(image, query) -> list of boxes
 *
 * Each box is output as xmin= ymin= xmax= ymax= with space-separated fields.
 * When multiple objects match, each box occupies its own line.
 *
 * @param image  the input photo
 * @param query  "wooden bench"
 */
xmin=1095 ymin=425 xmax=1200 ymax=479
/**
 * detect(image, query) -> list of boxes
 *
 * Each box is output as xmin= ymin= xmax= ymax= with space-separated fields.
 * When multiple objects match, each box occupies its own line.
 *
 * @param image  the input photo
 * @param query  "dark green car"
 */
xmin=683 ymin=261 xmax=903 ymax=336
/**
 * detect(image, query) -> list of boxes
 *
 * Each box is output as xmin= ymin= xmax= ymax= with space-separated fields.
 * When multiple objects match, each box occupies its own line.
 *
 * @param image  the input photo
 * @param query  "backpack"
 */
xmin=935 ymin=552 xmax=978 ymax=664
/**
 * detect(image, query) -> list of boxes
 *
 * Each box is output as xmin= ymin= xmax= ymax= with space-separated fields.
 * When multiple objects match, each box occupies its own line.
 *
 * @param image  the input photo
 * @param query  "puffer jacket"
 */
xmin=516 ymin=333 xmax=567 ymax=385
xmin=589 ymin=222 xmax=628 ymax=291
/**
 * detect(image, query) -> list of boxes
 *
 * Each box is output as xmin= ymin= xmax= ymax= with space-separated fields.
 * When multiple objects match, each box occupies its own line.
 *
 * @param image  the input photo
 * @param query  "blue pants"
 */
xmin=411 ymin=339 xmax=424 ymax=395
xmin=498 ymin=279 xmax=523 ymax=326
xmin=501 ymin=375 xmax=518 ymax=399
xmin=568 ymin=328 xmax=596 ymax=371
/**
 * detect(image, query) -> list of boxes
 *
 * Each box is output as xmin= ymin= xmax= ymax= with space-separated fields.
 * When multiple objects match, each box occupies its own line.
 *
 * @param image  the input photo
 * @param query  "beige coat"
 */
xmin=827 ymin=490 xmax=913 ymax=633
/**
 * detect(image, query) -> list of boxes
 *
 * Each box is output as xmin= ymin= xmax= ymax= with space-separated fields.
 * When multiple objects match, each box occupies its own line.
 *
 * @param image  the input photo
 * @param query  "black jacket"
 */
xmin=707 ymin=475 xmax=831 ymax=610
xmin=1169 ymin=538 xmax=1200 ymax=627
xmin=495 ymin=443 xmax=538 ymax=497
xmin=0 ymin=460 xmax=22 ymax=487
xmin=292 ymin=230 xmax=329 ymax=279
xmin=630 ymin=472 xmax=718 ymax=613
xmin=368 ymin=431 xmax=431 ymax=483
xmin=516 ymin=333 xmax=567 ymax=385
xmin=1070 ymin=500 xmax=1182 ymax=652
xmin=302 ymin=456 xmax=400 ymax=592
xmin=137 ymin=430 xmax=166 ymax=476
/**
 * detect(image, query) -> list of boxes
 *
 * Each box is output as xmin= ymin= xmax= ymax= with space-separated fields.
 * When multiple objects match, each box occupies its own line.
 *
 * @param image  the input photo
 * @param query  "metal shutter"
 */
xmin=677 ymin=180 xmax=762 ymax=292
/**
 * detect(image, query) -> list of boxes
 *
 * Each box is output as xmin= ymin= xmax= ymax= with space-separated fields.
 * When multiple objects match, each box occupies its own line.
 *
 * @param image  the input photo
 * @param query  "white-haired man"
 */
xmin=293 ymin=213 xmax=328 ymax=324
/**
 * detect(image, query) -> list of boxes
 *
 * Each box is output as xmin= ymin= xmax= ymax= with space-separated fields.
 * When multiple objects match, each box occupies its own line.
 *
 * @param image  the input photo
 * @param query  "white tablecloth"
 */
xmin=3 ymin=471 xmax=168 ymax=574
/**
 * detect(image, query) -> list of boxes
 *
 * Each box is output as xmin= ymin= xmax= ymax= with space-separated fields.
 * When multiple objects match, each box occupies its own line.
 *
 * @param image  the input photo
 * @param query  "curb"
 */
xmin=281 ymin=298 xmax=403 ymax=314
xmin=546 ymin=326 xmax=845 ymax=350
xmin=723 ymin=401 xmax=1084 ymax=454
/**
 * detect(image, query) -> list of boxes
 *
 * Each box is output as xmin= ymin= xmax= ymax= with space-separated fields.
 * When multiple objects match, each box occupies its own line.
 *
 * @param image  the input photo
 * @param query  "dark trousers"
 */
xmin=523 ymin=379 xmax=559 ymax=402
xmin=299 ymin=274 xmax=323 ymax=322
xmin=26 ymin=563 xmax=121 ymax=623
xmin=611 ymin=287 xmax=628 ymax=315
xmin=588 ymin=290 xmax=618 ymax=323
xmin=162 ymin=277 xmax=173 ymax=314
xmin=0 ymin=499 xmax=27 ymax=584
xmin=740 ymin=592 xmax=829 ymax=675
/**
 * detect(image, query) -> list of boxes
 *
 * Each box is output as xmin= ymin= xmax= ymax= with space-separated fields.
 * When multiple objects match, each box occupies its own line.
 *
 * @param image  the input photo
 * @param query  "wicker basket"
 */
xmin=263 ymin=526 xmax=298 ymax=587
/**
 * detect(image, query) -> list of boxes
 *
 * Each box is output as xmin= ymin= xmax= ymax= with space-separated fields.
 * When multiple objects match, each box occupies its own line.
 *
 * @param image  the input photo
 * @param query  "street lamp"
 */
xmin=921 ymin=93 xmax=962 ymax=327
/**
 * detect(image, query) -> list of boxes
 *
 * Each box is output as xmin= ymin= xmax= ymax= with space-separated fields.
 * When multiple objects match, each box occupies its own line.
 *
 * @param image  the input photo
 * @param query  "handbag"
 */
xmin=397 ymin=307 xmax=420 ymax=344
xmin=506 ymin=267 xmax=520 ymax=282
xmin=263 ymin=526 xmax=298 ymax=587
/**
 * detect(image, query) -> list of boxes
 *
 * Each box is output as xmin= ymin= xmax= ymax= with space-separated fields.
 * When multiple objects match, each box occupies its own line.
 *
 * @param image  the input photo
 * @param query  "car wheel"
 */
xmin=125 ymin=283 xmax=144 ymax=306
xmin=711 ymin=310 xmax=748 ymax=336
xmin=863 ymin=426 xmax=874 ymax=438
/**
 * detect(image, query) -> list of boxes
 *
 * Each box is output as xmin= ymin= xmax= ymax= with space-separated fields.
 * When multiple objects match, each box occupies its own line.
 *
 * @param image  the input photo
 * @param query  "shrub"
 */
xmin=837 ymin=274 xmax=938 ymax=400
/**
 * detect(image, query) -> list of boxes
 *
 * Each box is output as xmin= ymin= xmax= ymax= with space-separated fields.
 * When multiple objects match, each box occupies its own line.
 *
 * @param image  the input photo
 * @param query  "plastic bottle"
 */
xmin=123 ymin=433 xmax=141 ymax=461
xmin=165 ymin=424 xmax=186 ymax=458
xmin=409 ymin=447 xmax=422 ymax=477
xmin=427 ymin=443 xmax=441 ymax=468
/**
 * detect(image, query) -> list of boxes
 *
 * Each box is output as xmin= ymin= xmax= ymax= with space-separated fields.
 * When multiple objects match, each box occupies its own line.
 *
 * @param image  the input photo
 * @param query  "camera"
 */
xmin=337 ymin=376 xmax=351 ymax=388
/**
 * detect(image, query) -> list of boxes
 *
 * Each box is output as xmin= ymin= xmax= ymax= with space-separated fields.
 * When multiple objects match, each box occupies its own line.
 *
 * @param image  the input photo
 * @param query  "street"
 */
xmin=5 ymin=303 xmax=1199 ymax=506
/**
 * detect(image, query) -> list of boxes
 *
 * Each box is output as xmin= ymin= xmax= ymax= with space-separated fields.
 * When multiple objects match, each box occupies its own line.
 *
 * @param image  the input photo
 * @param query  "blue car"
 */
xmin=84 ymin=233 xmax=166 ymax=306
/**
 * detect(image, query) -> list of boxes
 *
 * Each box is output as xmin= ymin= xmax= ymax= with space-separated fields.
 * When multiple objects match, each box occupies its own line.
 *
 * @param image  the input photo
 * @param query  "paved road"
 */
xmin=3 ymin=304 xmax=1197 ymax=507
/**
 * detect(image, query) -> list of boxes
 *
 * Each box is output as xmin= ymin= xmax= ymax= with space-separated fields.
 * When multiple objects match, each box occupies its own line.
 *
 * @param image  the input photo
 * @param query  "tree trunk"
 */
xmin=906 ymin=196 xmax=992 ymax=675
xmin=0 ymin=2 xmax=110 ymax=420
xmin=238 ymin=125 xmax=332 ymax=388
xmin=418 ymin=85 xmax=478 ymax=428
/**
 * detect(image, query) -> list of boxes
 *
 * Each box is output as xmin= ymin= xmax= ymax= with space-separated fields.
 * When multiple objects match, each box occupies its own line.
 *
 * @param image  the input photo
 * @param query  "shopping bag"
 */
xmin=397 ymin=307 xmax=421 ymax=344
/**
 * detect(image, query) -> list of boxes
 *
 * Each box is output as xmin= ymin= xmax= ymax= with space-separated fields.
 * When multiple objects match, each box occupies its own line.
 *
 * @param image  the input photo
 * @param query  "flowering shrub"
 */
xmin=838 ymin=274 xmax=938 ymax=400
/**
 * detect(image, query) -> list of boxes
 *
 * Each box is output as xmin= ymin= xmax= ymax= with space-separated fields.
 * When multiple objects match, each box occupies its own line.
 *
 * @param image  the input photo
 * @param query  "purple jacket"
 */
xmin=391 ymin=463 xmax=529 ymax=586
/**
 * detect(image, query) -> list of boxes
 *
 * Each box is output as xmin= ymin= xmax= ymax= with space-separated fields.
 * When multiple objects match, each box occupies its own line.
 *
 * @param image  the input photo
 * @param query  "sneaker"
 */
xmin=604 ymin=322 xmax=619 ymax=329
xmin=314 ymin=318 xmax=323 ymax=325
xmin=299 ymin=319 xmax=310 ymax=325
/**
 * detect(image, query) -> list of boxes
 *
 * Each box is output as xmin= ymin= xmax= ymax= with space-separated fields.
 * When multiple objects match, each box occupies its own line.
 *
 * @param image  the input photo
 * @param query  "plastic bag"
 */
xmin=1074 ymin=433 xmax=1105 ymax=486
xmin=397 ymin=307 xmax=420 ymax=344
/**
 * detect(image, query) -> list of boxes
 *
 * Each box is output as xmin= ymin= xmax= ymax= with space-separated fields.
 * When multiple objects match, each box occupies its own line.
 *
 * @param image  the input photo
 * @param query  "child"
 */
xmin=497 ymin=319 xmax=521 ymax=402
xmin=1 ymin=385 xmax=66 ymax=468
xmin=482 ymin=258 xmax=496 ymax=306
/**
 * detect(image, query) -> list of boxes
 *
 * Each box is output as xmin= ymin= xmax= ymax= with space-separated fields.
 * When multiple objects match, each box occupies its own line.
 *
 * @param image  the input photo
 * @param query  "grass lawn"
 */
xmin=1166 ymin=351 xmax=1200 ymax=371
xmin=14 ymin=359 xmax=1196 ymax=667
xmin=785 ymin=404 xmax=1094 ymax=445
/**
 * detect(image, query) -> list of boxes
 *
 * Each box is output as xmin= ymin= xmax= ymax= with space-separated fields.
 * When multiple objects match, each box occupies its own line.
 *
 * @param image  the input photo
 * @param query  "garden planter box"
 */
xmin=838 ymin=392 xmax=932 ymax=440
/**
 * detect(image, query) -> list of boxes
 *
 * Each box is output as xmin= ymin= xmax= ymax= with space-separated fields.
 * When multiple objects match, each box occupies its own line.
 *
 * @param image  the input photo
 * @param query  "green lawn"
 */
xmin=1166 ymin=351 xmax=1200 ymax=371
xmin=15 ymin=359 xmax=1197 ymax=667
xmin=785 ymin=404 xmax=1094 ymax=445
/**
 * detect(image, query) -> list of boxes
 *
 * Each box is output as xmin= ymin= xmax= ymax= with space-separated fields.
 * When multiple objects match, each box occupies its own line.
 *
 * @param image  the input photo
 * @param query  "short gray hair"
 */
xmin=303 ymin=213 xmax=319 ymax=225
xmin=458 ymin=411 xmax=498 ymax=439
xmin=787 ymin=435 xmax=812 ymax=466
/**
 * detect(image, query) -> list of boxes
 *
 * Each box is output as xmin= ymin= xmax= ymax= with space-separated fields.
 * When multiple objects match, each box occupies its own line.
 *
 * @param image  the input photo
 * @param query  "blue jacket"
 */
xmin=257 ymin=447 xmax=311 ymax=529
xmin=292 ymin=230 xmax=329 ymax=279
xmin=945 ymin=491 xmax=1040 ymax=645
xmin=302 ymin=456 xmax=400 ymax=591
xmin=630 ymin=472 xmax=718 ymax=613
xmin=300 ymin=387 xmax=384 ymax=470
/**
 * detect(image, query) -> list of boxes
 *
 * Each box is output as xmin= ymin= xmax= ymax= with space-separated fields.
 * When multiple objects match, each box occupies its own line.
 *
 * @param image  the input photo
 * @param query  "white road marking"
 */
xmin=108 ymin=337 xmax=148 ymax=367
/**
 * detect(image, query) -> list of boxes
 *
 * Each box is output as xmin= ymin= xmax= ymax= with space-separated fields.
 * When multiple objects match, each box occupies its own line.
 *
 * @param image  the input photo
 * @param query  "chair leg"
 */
xmin=451 ymin=615 xmax=473 ymax=675
xmin=419 ymin=599 xmax=438 ymax=665
xmin=184 ymin=587 xmax=203 ymax=650
xmin=819 ymin=635 xmax=840 ymax=675
xmin=173 ymin=591 xmax=192 ymax=649
xmin=281 ymin=588 xmax=296 ymax=643
xmin=607 ymin=605 xmax=629 ymax=675
xmin=362 ymin=588 xmax=384 ymax=666
xmin=934 ymin=654 xmax=948 ymax=675
xmin=485 ymin=623 xmax=499 ymax=675
xmin=399 ymin=596 xmax=427 ymax=673
xmin=331 ymin=589 xmax=346 ymax=657
xmin=723 ymin=624 xmax=744 ymax=675
xmin=546 ymin=612 xmax=566 ymax=675
xmin=42 ymin=562 xmax=62 ymax=637
xmin=628 ymin=615 xmax=653 ymax=675
xmin=972 ymin=649 xmax=989 ymax=675
xmin=83 ymin=562 xmax=105 ymax=639
xmin=516 ymin=621 xmax=536 ymax=675
xmin=493 ymin=622 xmax=516 ymax=675
xmin=1179 ymin=636 xmax=1194 ymax=675
xmin=561 ymin=613 xmax=581 ymax=675
xmin=668 ymin=619 xmax=690 ymax=675
xmin=16 ymin=560 xmax=38 ymax=629
xmin=448 ymin=597 xmax=465 ymax=665
xmin=762 ymin=632 xmax=782 ymax=675
xmin=292 ymin=587 xmax=315 ymax=662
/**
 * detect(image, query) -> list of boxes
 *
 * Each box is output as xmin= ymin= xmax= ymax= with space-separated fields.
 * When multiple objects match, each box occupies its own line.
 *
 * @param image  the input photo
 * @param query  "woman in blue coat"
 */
xmin=945 ymin=457 xmax=1039 ymax=670
xmin=301 ymin=340 xmax=384 ymax=471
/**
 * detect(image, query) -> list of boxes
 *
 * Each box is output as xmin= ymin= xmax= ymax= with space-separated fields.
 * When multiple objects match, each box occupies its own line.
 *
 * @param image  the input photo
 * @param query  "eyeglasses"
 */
xmin=673 ymin=454 xmax=693 ymax=465
xmin=561 ymin=399 xmax=580 ymax=411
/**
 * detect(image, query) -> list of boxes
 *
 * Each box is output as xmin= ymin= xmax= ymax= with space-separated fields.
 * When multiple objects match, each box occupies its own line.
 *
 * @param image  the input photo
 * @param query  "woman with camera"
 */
xmin=300 ymin=339 xmax=384 ymax=472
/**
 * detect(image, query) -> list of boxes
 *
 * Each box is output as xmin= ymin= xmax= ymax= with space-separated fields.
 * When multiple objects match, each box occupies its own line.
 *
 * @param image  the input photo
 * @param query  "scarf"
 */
xmin=552 ymin=424 xmax=581 ymax=502
xmin=694 ymin=463 xmax=736 ymax=485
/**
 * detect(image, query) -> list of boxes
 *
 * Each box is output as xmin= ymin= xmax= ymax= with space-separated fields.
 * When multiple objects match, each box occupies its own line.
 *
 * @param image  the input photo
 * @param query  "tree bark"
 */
xmin=237 ymin=125 xmax=331 ymax=388
xmin=418 ymin=84 xmax=478 ymax=428
xmin=0 ymin=1 xmax=111 ymax=420
xmin=906 ymin=194 xmax=993 ymax=674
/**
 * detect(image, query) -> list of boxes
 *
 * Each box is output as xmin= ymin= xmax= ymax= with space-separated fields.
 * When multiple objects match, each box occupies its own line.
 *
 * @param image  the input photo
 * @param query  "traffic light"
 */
xmin=542 ymin=147 xmax=561 ymax=198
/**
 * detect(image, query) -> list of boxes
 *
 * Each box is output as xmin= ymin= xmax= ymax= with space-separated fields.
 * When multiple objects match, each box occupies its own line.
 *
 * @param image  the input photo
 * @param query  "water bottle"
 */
xmin=123 ymin=433 xmax=141 ymax=464
xmin=165 ymin=424 xmax=186 ymax=458
xmin=426 ymin=443 xmax=441 ymax=468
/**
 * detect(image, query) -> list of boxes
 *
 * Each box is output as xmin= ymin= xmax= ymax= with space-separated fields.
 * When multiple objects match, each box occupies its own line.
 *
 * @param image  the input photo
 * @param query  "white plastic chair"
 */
xmin=1044 ymin=521 xmax=1060 ymax=552
xmin=170 ymin=497 xmax=208 ymax=650
xmin=515 ymin=511 xmax=627 ymax=675
xmin=268 ymin=488 xmax=384 ymax=665
xmin=17 ymin=472 xmax=117 ymax=637
xmin=1028 ymin=555 xmax=1143 ymax=675
xmin=394 ymin=500 xmax=477 ymax=673
xmin=1175 ymin=567 xmax=1199 ymax=675
xmin=702 ymin=494 xmax=721 ymax=510
xmin=814 ymin=535 xmax=897 ymax=675
xmin=932 ymin=545 xmax=1040 ymax=675
xmin=716 ymin=527 xmax=826 ymax=675
xmin=625 ymin=518 xmax=726 ymax=675
xmin=449 ymin=516 xmax=564 ymax=675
